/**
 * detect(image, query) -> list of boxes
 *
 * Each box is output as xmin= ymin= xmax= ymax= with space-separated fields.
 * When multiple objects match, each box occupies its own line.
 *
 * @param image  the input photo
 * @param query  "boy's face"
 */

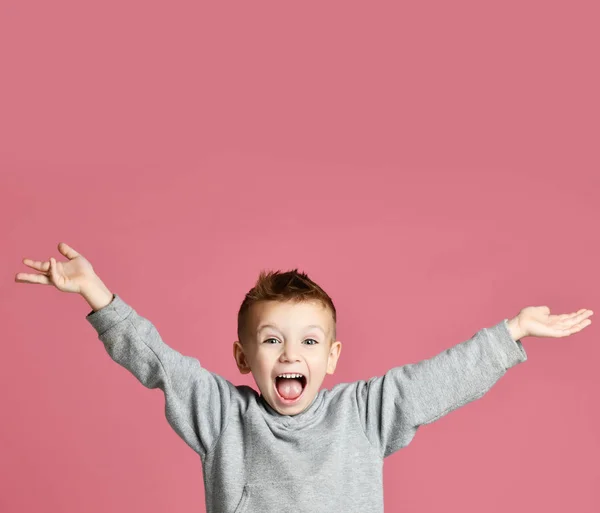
xmin=233 ymin=300 xmax=342 ymax=416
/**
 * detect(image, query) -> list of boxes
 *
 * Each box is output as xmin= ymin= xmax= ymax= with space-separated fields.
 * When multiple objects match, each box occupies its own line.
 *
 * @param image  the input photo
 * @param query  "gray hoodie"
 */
xmin=86 ymin=294 xmax=527 ymax=513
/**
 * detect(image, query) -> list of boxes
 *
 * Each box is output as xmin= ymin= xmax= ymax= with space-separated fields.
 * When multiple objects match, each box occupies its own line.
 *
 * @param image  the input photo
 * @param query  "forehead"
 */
xmin=248 ymin=300 xmax=332 ymax=334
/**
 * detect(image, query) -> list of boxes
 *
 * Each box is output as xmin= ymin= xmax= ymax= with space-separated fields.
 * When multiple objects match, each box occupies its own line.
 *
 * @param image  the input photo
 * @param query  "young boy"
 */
xmin=16 ymin=243 xmax=593 ymax=513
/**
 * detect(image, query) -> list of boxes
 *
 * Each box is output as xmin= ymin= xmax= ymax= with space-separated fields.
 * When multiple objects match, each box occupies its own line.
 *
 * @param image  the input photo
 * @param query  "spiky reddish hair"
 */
xmin=237 ymin=269 xmax=337 ymax=344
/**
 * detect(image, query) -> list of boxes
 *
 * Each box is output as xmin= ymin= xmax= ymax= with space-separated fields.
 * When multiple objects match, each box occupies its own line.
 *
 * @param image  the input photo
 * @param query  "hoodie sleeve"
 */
xmin=355 ymin=319 xmax=527 ymax=459
xmin=85 ymin=294 xmax=232 ymax=459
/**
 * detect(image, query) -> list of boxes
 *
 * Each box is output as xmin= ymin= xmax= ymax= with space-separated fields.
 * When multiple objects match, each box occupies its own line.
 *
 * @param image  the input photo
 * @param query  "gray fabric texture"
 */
xmin=86 ymin=294 xmax=527 ymax=513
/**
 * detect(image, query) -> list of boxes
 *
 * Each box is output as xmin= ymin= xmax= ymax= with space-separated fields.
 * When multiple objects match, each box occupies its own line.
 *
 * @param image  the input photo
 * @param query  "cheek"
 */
xmin=253 ymin=353 xmax=275 ymax=377
xmin=308 ymin=352 xmax=329 ymax=372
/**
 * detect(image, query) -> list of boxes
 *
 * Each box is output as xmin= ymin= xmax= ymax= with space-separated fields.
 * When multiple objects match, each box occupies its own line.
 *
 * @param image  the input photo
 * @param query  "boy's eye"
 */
xmin=263 ymin=338 xmax=318 ymax=345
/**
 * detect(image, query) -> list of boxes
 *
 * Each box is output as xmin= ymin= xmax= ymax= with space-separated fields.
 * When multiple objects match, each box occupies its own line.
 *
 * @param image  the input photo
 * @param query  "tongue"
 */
xmin=276 ymin=378 xmax=303 ymax=400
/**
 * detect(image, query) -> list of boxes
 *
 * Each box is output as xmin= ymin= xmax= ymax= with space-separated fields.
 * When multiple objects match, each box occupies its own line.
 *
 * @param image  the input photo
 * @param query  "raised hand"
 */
xmin=514 ymin=306 xmax=593 ymax=339
xmin=15 ymin=242 xmax=97 ymax=294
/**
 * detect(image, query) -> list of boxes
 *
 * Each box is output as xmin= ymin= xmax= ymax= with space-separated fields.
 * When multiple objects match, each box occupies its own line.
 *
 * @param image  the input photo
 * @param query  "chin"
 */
xmin=275 ymin=401 xmax=309 ymax=415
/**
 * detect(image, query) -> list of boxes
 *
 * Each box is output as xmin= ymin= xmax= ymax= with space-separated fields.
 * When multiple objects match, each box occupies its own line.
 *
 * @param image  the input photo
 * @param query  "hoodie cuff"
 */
xmin=85 ymin=294 xmax=133 ymax=336
xmin=485 ymin=319 xmax=528 ymax=368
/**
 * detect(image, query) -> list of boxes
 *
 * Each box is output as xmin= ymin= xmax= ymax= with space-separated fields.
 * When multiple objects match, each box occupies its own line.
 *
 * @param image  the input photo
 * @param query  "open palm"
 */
xmin=15 ymin=242 xmax=96 ymax=294
xmin=518 ymin=306 xmax=593 ymax=338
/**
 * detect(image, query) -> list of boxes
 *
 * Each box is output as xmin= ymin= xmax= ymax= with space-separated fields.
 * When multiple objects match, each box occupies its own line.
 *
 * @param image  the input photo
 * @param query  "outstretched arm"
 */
xmin=355 ymin=306 xmax=592 ymax=459
xmin=15 ymin=243 xmax=234 ymax=459
xmin=84 ymin=283 xmax=232 ymax=459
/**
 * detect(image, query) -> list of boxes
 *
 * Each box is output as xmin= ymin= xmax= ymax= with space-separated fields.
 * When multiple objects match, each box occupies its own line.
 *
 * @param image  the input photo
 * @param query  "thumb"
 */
xmin=58 ymin=242 xmax=81 ymax=260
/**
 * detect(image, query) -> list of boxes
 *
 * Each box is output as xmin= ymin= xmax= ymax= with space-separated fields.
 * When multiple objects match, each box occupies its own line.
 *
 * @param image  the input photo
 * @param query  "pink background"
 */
xmin=1 ymin=1 xmax=598 ymax=512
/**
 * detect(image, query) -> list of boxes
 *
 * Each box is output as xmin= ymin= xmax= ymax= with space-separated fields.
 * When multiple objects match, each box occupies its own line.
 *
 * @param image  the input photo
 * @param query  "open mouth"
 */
xmin=274 ymin=374 xmax=307 ymax=404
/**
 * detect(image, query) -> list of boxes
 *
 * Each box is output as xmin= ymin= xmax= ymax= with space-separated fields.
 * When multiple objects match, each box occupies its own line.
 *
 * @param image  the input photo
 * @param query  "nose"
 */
xmin=279 ymin=342 xmax=300 ymax=363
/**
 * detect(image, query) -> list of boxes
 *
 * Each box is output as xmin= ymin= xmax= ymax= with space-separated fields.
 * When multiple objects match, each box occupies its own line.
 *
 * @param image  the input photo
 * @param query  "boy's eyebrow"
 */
xmin=257 ymin=324 xmax=327 ymax=335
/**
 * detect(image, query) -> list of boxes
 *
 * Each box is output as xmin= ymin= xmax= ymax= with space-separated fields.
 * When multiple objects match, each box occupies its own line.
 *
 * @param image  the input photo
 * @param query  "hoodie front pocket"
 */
xmin=232 ymin=484 xmax=250 ymax=513
xmin=231 ymin=479 xmax=338 ymax=513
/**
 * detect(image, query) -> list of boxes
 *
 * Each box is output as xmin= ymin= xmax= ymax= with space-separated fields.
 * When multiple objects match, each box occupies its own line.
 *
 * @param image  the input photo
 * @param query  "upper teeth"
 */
xmin=277 ymin=373 xmax=303 ymax=378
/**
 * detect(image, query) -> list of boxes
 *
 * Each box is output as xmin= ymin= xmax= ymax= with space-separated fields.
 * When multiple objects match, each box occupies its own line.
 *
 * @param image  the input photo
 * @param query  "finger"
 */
xmin=573 ymin=309 xmax=594 ymax=322
xmin=58 ymin=242 xmax=80 ymax=260
xmin=557 ymin=309 xmax=590 ymax=321
xmin=560 ymin=312 xmax=591 ymax=328
xmin=22 ymin=258 xmax=51 ymax=273
xmin=567 ymin=319 xmax=592 ymax=334
xmin=15 ymin=272 xmax=51 ymax=285
xmin=556 ymin=318 xmax=592 ymax=336
xmin=49 ymin=256 xmax=56 ymax=281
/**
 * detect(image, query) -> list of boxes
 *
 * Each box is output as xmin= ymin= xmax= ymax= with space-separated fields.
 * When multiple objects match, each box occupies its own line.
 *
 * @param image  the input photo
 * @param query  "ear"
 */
xmin=326 ymin=340 xmax=342 ymax=375
xmin=233 ymin=340 xmax=252 ymax=374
